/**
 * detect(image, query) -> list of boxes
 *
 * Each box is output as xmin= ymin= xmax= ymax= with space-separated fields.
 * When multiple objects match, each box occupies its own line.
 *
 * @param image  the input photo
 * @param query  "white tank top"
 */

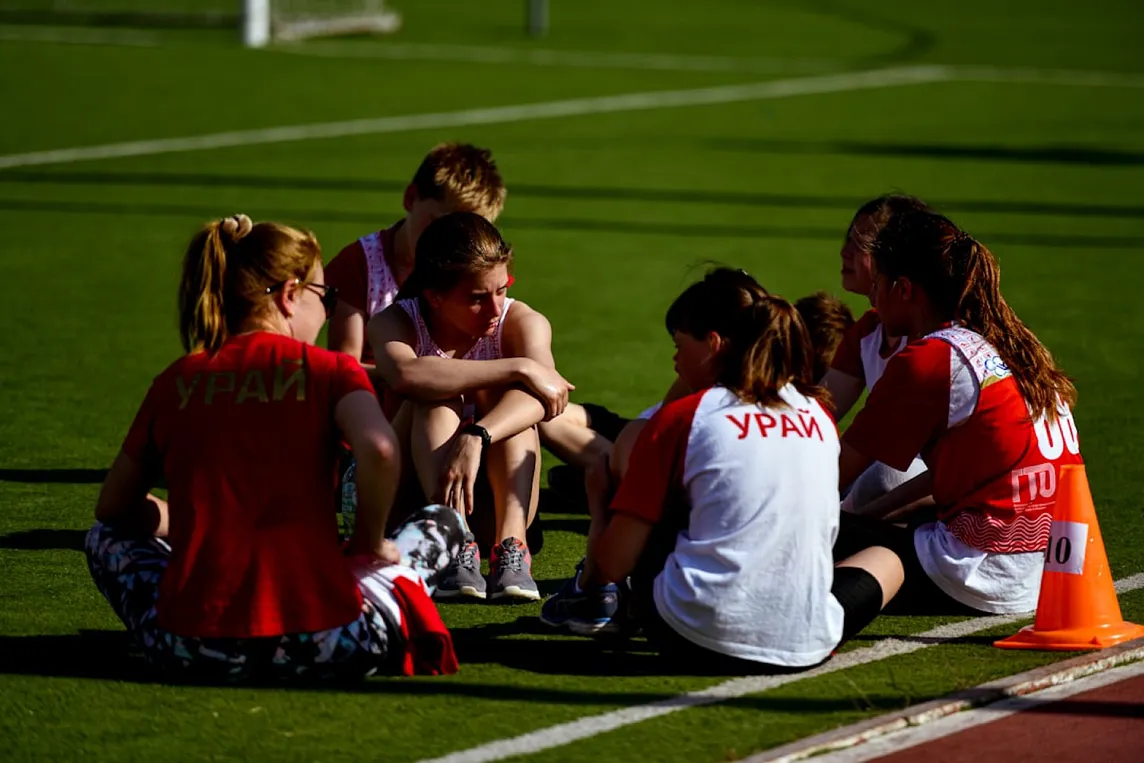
xmin=396 ymin=297 xmax=514 ymax=361
xmin=360 ymin=230 xmax=400 ymax=318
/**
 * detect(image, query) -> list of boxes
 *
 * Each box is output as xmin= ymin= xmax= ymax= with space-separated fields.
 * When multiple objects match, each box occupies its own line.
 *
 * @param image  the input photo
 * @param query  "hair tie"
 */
xmin=220 ymin=214 xmax=253 ymax=242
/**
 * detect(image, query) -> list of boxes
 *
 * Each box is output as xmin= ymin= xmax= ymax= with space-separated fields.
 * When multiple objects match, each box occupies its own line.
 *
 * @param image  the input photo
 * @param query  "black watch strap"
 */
xmin=461 ymin=423 xmax=492 ymax=449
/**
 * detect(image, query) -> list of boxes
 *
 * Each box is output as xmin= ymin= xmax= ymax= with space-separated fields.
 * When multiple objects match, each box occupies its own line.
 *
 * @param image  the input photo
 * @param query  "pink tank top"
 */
xmin=360 ymin=230 xmax=400 ymax=318
xmin=397 ymin=297 xmax=514 ymax=361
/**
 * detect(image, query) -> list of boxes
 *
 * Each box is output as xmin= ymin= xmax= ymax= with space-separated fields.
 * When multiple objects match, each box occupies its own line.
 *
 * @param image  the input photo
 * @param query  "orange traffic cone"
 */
xmin=995 ymin=464 xmax=1144 ymax=651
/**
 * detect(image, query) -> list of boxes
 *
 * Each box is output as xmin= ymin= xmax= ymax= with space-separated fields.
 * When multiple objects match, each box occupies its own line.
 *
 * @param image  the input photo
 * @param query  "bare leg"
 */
xmin=486 ymin=425 xmax=541 ymax=543
xmin=409 ymin=399 xmax=465 ymax=526
xmin=538 ymin=403 xmax=612 ymax=469
xmin=836 ymin=547 xmax=904 ymax=608
xmin=610 ymin=419 xmax=649 ymax=482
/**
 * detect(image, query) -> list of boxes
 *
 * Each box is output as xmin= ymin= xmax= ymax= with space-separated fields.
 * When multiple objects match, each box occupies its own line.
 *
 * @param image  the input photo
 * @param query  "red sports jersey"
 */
xmin=830 ymin=308 xmax=903 ymax=390
xmin=122 ymin=332 xmax=374 ymax=638
xmin=324 ymin=224 xmax=401 ymax=365
xmin=844 ymin=326 xmax=1082 ymax=553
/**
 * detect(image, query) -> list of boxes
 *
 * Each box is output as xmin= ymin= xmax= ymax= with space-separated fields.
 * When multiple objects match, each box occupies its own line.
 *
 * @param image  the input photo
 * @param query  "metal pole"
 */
xmin=527 ymin=0 xmax=549 ymax=37
xmin=243 ymin=0 xmax=271 ymax=47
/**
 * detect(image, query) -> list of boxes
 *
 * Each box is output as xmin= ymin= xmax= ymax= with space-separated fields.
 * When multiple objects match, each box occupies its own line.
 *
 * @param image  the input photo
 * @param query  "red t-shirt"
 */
xmin=324 ymin=225 xmax=400 ymax=366
xmin=122 ymin=332 xmax=374 ymax=638
xmin=843 ymin=327 xmax=1083 ymax=552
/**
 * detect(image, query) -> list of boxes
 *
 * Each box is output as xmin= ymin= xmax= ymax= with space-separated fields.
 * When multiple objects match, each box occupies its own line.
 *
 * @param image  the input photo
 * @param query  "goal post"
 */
xmin=243 ymin=0 xmax=402 ymax=47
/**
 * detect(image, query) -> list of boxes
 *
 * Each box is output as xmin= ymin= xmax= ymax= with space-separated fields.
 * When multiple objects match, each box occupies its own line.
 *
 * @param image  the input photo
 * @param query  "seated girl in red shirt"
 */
xmin=86 ymin=214 xmax=465 ymax=681
xmin=835 ymin=209 xmax=1082 ymax=615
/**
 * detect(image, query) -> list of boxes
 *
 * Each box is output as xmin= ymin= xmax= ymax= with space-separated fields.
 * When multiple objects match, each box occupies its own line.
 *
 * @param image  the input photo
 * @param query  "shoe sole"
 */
xmin=538 ymin=615 xmax=619 ymax=635
xmin=435 ymin=586 xmax=487 ymax=600
xmin=489 ymin=585 xmax=541 ymax=602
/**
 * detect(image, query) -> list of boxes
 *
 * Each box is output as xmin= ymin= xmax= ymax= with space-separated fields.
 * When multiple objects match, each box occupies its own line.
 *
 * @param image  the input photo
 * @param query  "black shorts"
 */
xmin=833 ymin=511 xmax=985 ymax=616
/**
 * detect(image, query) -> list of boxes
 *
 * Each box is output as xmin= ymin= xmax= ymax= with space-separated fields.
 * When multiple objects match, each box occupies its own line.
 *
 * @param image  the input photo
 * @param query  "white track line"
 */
xmin=0 ymin=66 xmax=950 ymax=171
xmin=0 ymin=24 xmax=159 ymax=47
xmin=276 ymin=41 xmax=840 ymax=75
xmin=811 ymin=658 xmax=1144 ymax=763
xmin=416 ymin=573 xmax=1144 ymax=763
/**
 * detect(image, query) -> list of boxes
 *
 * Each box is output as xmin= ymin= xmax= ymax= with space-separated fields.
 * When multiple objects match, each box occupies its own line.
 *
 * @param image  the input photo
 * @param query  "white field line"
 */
xmin=0 ymin=66 xmax=951 ymax=171
xmin=810 ymin=658 xmax=1144 ymax=763
xmin=276 ymin=41 xmax=1144 ymax=90
xmin=275 ymin=41 xmax=840 ymax=75
xmin=0 ymin=24 xmax=159 ymax=47
xmin=415 ymin=572 xmax=1144 ymax=763
xmin=1 ymin=62 xmax=1142 ymax=173
xmin=955 ymin=65 xmax=1144 ymax=89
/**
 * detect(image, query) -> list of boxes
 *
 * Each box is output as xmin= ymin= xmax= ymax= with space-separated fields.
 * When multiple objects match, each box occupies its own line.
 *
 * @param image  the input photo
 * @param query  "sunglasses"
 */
xmin=266 ymin=279 xmax=339 ymax=318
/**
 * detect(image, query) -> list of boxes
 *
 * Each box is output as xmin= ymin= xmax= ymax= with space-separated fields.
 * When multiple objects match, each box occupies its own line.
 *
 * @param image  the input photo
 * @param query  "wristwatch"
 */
xmin=461 ymin=422 xmax=492 ymax=449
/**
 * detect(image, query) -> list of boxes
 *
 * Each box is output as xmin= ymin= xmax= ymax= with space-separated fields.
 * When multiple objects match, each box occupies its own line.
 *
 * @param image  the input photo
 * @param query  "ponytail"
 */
xmin=953 ymin=237 xmax=1076 ymax=421
xmin=873 ymin=211 xmax=1076 ymax=423
xmin=664 ymin=268 xmax=827 ymax=409
xmin=177 ymin=214 xmax=319 ymax=354
xmin=737 ymin=294 xmax=827 ymax=408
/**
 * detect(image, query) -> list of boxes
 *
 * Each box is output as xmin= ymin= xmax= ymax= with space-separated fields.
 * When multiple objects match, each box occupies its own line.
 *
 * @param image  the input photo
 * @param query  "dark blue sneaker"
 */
xmin=539 ymin=569 xmax=620 ymax=635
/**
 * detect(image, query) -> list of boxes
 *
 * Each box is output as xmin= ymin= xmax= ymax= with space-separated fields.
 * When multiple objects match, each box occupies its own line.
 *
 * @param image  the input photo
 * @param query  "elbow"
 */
xmin=356 ymin=429 xmax=400 ymax=470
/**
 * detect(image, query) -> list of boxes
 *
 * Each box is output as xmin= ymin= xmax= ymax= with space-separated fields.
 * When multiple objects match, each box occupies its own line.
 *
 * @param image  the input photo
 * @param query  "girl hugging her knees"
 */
xmin=541 ymin=268 xmax=900 ymax=675
xmin=367 ymin=212 xmax=574 ymax=603
xmin=86 ymin=215 xmax=465 ymax=683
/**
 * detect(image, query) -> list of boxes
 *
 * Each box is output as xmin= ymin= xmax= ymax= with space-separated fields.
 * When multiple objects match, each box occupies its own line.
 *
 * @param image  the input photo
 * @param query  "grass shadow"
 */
xmin=0 ymin=468 xmax=107 ymax=483
xmin=1 ymin=528 xmax=87 ymax=552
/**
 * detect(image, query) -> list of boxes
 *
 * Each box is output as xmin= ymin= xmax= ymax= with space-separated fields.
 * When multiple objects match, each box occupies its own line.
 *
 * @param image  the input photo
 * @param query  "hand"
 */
xmin=439 ymin=432 xmax=484 ymax=515
xmin=519 ymin=361 xmax=575 ymax=421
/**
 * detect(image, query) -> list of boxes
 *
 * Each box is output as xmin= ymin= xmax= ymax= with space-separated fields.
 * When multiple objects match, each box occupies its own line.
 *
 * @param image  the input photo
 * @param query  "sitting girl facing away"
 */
xmin=87 ymin=215 xmax=465 ymax=682
xmin=542 ymin=268 xmax=901 ymax=674
xmin=835 ymin=209 xmax=1082 ymax=615
xmin=368 ymin=212 xmax=574 ymax=602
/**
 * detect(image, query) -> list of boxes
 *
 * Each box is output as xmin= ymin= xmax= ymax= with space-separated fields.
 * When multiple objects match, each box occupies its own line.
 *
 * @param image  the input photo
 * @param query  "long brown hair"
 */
xmin=846 ymin=194 xmax=931 ymax=255
xmin=665 ymin=268 xmax=827 ymax=408
xmin=178 ymin=215 xmax=322 ymax=354
xmin=396 ymin=212 xmax=513 ymax=300
xmin=872 ymin=209 xmax=1076 ymax=421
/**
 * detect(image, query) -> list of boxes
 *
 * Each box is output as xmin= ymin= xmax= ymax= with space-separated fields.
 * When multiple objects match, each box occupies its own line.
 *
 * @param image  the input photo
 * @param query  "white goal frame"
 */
xmin=243 ymin=0 xmax=401 ymax=47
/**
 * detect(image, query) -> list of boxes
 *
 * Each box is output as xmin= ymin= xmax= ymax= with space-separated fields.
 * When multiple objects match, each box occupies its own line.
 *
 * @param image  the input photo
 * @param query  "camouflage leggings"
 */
xmin=86 ymin=504 xmax=464 ymax=682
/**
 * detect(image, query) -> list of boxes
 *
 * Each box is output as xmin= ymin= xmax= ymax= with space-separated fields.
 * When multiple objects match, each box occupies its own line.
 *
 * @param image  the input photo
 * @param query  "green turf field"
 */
xmin=2 ymin=1 xmax=1144 ymax=760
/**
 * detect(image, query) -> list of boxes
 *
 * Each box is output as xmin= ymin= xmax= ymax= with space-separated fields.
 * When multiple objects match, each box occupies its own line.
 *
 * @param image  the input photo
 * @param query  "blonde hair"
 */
xmin=411 ymin=143 xmax=506 ymax=222
xmin=178 ymin=215 xmax=322 ymax=354
xmin=795 ymin=291 xmax=856 ymax=380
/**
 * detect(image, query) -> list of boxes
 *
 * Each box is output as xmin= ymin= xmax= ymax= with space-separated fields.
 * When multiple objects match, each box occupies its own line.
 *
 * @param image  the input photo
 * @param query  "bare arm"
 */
xmin=336 ymin=389 xmax=400 ymax=559
xmin=839 ymin=440 xmax=875 ymax=494
xmin=95 ymin=451 xmax=168 ymax=537
xmin=367 ymin=305 xmax=527 ymax=401
xmin=476 ymin=304 xmax=572 ymax=442
xmin=821 ymin=369 xmax=865 ymax=420
xmin=586 ymin=513 xmax=654 ymax=585
xmin=860 ymin=471 xmax=935 ymax=522
xmin=327 ymin=300 xmax=366 ymax=361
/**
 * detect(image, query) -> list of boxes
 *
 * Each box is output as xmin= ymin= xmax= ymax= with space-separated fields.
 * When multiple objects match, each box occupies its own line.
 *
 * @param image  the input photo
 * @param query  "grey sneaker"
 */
xmin=488 ymin=537 xmax=540 ymax=601
xmin=435 ymin=536 xmax=487 ymax=600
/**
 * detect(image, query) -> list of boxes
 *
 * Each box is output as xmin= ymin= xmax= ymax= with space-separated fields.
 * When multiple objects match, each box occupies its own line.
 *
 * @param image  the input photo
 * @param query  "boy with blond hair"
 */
xmin=326 ymin=143 xmax=507 ymax=370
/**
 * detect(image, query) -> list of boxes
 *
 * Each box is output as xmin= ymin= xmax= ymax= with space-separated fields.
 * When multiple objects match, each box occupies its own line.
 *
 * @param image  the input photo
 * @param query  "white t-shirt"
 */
xmin=610 ymin=385 xmax=844 ymax=667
